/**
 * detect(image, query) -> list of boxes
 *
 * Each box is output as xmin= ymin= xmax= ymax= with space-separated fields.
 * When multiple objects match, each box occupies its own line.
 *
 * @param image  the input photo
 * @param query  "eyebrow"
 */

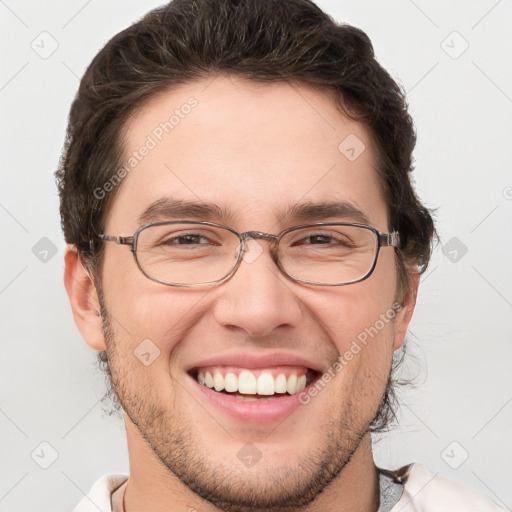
xmin=137 ymin=197 xmax=238 ymax=225
xmin=137 ymin=196 xmax=371 ymax=227
xmin=280 ymin=201 xmax=370 ymax=225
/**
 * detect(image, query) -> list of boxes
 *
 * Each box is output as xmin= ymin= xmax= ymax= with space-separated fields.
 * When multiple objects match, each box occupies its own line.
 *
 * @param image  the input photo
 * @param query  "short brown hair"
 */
xmin=56 ymin=0 xmax=436 ymax=431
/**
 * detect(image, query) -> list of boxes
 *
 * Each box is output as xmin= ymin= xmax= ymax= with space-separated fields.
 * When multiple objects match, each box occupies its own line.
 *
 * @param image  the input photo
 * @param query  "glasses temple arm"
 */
xmin=379 ymin=232 xmax=400 ymax=248
xmin=96 ymin=234 xmax=135 ymax=246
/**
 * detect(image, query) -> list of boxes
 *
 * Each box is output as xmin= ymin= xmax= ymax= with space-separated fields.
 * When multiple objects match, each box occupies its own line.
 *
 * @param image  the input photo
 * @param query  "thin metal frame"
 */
xmin=97 ymin=220 xmax=400 ymax=288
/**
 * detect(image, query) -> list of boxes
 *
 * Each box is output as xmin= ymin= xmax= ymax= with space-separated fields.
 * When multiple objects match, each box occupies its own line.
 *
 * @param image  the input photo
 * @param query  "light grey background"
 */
xmin=1 ymin=1 xmax=511 ymax=511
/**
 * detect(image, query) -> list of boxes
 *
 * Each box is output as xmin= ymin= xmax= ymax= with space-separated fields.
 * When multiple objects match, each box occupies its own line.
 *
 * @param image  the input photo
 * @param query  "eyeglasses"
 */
xmin=96 ymin=220 xmax=400 ymax=287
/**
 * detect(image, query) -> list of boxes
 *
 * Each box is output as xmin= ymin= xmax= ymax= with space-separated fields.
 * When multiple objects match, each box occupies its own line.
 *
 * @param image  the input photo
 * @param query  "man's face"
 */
xmin=96 ymin=76 xmax=412 ymax=510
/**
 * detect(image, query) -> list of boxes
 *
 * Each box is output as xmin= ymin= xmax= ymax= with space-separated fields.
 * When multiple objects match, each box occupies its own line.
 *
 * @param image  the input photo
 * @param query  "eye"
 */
xmin=292 ymin=231 xmax=354 ymax=247
xmin=301 ymin=234 xmax=334 ymax=245
xmin=162 ymin=233 xmax=211 ymax=245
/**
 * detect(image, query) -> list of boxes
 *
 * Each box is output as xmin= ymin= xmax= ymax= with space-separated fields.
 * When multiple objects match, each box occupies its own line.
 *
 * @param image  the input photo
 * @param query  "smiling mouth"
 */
xmin=189 ymin=366 xmax=320 ymax=400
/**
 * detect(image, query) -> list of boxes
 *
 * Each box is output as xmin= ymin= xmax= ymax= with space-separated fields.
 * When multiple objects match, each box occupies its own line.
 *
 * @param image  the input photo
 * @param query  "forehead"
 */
xmin=107 ymin=75 xmax=387 ymax=231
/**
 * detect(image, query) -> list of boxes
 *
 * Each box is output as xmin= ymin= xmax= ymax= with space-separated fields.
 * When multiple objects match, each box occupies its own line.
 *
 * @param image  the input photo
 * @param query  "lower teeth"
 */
xmin=204 ymin=386 xmax=291 ymax=400
xmin=233 ymin=395 xmax=279 ymax=401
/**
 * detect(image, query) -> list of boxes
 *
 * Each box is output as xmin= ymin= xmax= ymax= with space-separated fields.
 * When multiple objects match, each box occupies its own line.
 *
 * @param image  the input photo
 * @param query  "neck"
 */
xmin=123 ymin=416 xmax=380 ymax=512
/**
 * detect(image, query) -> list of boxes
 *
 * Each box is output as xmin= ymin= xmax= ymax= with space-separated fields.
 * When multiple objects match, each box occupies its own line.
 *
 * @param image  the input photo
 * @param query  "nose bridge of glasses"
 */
xmin=241 ymin=231 xmax=278 ymax=243
xmin=238 ymin=231 xmax=280 ymax=263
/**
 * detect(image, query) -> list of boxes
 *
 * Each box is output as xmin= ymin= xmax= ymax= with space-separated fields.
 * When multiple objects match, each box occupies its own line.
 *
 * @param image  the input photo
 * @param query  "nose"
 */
xmin=212 ymin=239 xmax=303 ymax=337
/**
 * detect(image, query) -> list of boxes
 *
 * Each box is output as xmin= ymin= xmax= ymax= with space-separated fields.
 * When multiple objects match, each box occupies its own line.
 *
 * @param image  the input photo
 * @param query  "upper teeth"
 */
xmin=197 ymin=369 xmax=307 ymax=395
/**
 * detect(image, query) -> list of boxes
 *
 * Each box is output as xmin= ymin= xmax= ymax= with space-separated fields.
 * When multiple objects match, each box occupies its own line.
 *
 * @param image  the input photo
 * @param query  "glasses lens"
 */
xmin=278 ymin=224 xmax=378 ymax=285
xmin=136 ymin=223 xmax=241 ymax=285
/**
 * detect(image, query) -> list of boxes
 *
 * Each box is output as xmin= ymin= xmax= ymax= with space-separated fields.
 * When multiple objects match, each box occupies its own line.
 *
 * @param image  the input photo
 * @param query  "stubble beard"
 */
xmin=100 ymin=301 xmax=387 ymax=512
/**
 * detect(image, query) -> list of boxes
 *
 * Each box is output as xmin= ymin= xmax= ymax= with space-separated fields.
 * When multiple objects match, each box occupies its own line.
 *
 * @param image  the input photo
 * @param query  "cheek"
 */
xmin=307 ymin=260 xmax=398 ymax=401
xmin=326 ymin=316 xmax=395 ymax=422
xmin=102 ymin=256 xmax=209 ymax=358
xmin=102 ymin=288 xmax=206 ymax=408
xmin=313 ymin=270 xmax=399 ymax=354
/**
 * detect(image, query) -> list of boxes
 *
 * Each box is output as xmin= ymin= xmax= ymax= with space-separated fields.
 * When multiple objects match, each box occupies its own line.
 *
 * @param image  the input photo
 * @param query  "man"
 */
xmin=57 ymin=0 xmax=503 ymax=510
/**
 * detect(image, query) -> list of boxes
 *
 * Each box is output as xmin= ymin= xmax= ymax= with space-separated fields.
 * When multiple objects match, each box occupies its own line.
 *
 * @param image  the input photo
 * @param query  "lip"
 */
xmin=185 ymin=352 xmax=325 ymax=423
xmin=186 ymin=351 xmax=325 ymax=374
xmin=188 ymin=372 xmax=320 ymax=423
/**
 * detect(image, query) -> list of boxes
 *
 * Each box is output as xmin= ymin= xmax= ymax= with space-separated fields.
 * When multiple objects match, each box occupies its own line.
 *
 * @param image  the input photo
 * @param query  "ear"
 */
xmin=63 ymin=245 xmax=106 ymax=351
xmin=393 ymin=267 xmax=419 ymax=351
